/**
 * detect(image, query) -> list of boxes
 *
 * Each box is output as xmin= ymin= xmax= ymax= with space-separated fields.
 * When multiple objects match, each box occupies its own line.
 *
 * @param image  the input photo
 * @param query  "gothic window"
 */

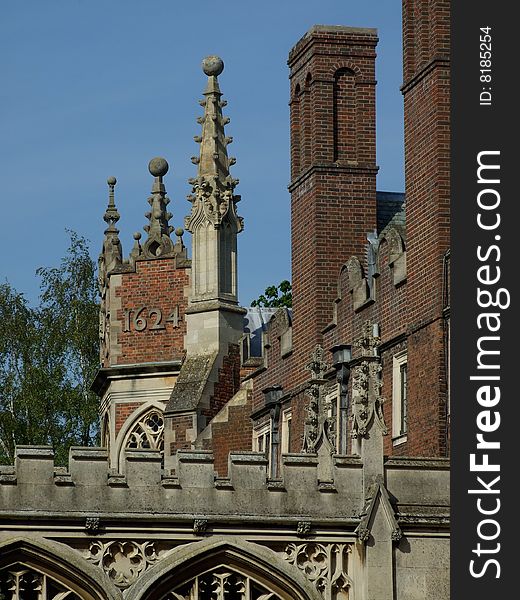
xmin=0 ymin=564 xmax=82 ymax=600
xmin=124 ymin=408 xmax=164 ymax=452
xmin=168 ymin=567 xmax=282 ymax=600
xmin=392 ymin=351 xmax=408 ymax=445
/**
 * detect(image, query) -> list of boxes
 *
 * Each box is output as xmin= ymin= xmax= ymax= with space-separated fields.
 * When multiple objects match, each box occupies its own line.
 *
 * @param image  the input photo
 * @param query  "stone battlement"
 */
xmin=0 ymin=446 xmax=449 ymax=527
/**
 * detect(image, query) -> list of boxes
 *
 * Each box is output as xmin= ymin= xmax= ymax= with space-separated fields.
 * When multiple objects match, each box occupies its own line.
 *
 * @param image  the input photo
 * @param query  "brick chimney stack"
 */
xmin=288 ymin=26 xmax=379 ymax=384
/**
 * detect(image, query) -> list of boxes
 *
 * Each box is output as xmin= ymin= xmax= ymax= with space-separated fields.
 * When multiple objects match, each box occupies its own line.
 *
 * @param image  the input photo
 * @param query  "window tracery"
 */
xmin=124 ymin=408 xmax=164 ymax=452
xmin=167 ymin=567 xmax=281 ymax=600
xmin=0 ymin=565 xmax=81 ymax=600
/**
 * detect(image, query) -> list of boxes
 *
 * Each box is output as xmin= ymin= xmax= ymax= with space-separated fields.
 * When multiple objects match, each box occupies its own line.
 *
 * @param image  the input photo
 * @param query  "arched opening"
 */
xmin=115 ymin=403 xmax=165 ymax=472
xmin=0 ymin=538 xmax=120 ymax=600
xmin=333 ymin=68 xmax=357 ymax=163
xmin=127 ymin=538 xmax=320 ymax=600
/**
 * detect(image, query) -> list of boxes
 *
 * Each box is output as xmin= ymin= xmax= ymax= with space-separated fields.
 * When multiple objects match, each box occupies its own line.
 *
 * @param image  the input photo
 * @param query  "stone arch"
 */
xmin=0 ymin=536 xmax=120 ymax=600
xmin=326 ymin=61 xmax=363 ymax=80
xmin=114 ymin=401 xmax=165 ymax=472
xmin=126 ymin=537 xmax=321 ymax=600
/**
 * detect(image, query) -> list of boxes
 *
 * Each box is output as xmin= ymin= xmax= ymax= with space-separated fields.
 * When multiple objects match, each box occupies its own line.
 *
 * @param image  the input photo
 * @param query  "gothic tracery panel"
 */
xmin=282 ymin=543 xmax=352 ymax=600
xmin=124 ymin=408 xmax=164 ymax=452
xmin=167 ymin=567 xmax=281 ymax=600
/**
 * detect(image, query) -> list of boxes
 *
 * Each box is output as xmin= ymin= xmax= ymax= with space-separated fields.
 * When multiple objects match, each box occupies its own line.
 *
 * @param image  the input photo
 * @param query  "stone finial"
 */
xmin=185 ymin=56 xmax=243 ymax=233
xmin=99 ymin=176 xmax=123 ymax=278
xmin=142 ymin=157 xmax=175 ymax=258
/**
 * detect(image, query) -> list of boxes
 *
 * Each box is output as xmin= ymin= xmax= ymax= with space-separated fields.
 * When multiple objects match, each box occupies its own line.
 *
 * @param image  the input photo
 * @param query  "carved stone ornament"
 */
xmin=193 ymin=518 xmax=208 ymax=534
xmin=185 ymin=60 xmax=243 ymax=234
xmin=142 ymin=158 xmax=175 ymax=258
xmin=0 ymin=564 xmax=81 ymax=600
xmin=283 ymin=542 xmax=353 ymax=600
xmin=169 ymin=566 xmax=281 ymax=599
xmin=85 ymin=516 xmax=100 ymax=535
xmin=350 ymin=321 xmax=387 ymax=438
xmin=84 ymin=540 xmax=162 ymax=588
xmin=355 ymin=476 xmax=402 ymax=544
xmin=296 ymin=521 xmax=312 ymax=537
xmin=302 ymin=346 xmax=336 ymax=454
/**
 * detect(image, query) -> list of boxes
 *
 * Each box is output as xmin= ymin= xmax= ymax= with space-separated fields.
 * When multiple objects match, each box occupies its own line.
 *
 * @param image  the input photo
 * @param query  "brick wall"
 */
xmin=114 ymin=402 xmax=142 ymax=437
xmin=204 ymin=344 xmax=242 ymax=422
xmin=401 ymin=0 xmax=450 ymax=456
xmin=211 ymin=392 xmax=253 ymax=477
xmin=251 ymin=8 xmax=450 ymax=460
xmin=110 ymin=257 xmax=189 ymax=365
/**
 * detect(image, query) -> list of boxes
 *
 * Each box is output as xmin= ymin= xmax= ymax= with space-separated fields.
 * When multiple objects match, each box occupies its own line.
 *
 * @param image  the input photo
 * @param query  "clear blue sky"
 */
xmin=0 ymin=0 xmax=404 ymax=306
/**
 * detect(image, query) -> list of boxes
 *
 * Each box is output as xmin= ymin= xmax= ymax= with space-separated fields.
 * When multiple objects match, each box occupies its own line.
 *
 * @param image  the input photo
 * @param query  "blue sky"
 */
xmin=0 ymin=0 xmax=404 ymax=305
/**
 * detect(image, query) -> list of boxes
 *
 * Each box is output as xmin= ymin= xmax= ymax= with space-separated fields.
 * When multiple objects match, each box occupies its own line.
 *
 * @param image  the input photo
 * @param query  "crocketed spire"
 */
xmin=142 ymin=157 xmax=175 ymax=258
xmin=185 ymin=56 xmax=243 ymax=233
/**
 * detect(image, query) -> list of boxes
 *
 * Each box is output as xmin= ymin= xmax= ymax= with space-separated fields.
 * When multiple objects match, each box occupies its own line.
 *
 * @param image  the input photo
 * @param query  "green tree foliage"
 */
xmin=0 ymin=232 xmax=100 ymax=465
xmin=250 ymin=280 xmax=292 ymax=308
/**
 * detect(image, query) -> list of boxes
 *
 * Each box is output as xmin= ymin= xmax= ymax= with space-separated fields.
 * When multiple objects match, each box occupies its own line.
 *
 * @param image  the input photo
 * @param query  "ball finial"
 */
xmin=148 ymin=157 xmax=169 ymax=178
xmin=133 ymin=231 xmax=142 ymax=241
xmin=175 ymin=227 xmax=184 ymax=237
xmin=202 ymin=55 xmax=224 ymax=77
xmin=107 ymin=176 xmax=117 ymax=186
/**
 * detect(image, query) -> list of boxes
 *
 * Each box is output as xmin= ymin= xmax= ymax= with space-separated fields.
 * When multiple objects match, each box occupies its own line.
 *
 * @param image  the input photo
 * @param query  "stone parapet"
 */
xmin=1 ymin=446 xmax=449 ymax=529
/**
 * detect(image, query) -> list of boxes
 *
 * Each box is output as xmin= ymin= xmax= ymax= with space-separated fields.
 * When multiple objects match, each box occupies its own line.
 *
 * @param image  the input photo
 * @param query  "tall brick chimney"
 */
xmin=401 ymin=0 xmax=450 ymax=455
xmin=288 ymin=26 xmax=379 ymax=383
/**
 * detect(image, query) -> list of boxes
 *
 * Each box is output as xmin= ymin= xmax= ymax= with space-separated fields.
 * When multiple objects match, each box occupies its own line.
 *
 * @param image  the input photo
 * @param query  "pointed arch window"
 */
xmin=124 ymin=408 xmax=164 ymax=452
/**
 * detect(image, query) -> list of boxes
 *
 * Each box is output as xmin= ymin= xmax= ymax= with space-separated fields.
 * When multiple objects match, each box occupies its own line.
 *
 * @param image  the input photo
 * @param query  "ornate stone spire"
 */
xmin=99 ymin=176 xmax=122 ymax=276
xmin=142 ymin=157 xmax=175 ymax=258
xmin=98 ymin=176 xmax=123 ymax=365
xmin=185 ymin=56 xmax=243 ymax=305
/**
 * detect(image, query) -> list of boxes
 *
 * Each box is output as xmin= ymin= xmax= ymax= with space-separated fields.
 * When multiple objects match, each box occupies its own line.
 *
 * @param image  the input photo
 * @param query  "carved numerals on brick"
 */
xmin=123 ymin=306 xmax=181 ymax=332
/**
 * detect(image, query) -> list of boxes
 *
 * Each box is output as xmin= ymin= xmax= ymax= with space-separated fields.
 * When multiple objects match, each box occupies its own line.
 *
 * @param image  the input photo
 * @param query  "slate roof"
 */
xmin=376 ymin=191 xmax=406 ymax=234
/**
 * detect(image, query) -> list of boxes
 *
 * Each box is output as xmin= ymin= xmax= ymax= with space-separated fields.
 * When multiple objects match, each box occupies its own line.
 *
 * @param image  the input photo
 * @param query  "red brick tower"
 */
xmin=93 ymin=160 xmax=190 ymax=470
xmin=401 ymin=0 xmax=450 ymax=455
xmin=288 ymin=26 xmax=379 ymax=386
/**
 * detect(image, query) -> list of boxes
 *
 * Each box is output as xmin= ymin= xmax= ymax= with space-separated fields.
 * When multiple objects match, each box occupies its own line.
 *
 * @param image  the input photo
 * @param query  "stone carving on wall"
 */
xmin=0 ymin=565 xmax=81 ymax=600
xmin=124 ymin=409 xmax=164 ymax=452
xmin=84 ymin=540 xmax=165 ymax=588
xmin=283 ymin=542 xmax=352 ymax=600
xmin=168 ymin=567 xmax=280 ymax=600
xmin=302 ymin=346 xmax=336 ymax=454
xmin=350 ymin=322 xmax=387 ymax=438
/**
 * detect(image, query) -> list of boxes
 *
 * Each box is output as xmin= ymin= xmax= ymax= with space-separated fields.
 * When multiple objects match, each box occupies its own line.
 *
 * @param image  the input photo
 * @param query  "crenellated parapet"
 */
xmin=0 ymin=445 xmax=448 ymax=532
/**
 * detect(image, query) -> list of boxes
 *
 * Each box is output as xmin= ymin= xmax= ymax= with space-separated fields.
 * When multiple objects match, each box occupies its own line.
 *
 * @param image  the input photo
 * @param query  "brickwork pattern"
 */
xmin=211 ymin=392 xmax=253 ymax=477
xmin=114 ymin=402 xmax=142 ymax=437
xmin=204 ymin=345 xmax=242 ymax=422
xmin=111 ymin=258 xmax=189 ymax=366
